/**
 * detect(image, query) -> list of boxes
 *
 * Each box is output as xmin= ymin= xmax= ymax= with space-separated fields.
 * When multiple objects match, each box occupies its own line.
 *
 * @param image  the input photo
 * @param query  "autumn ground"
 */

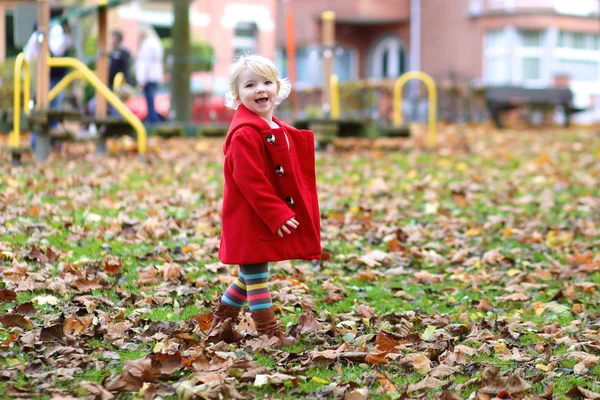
xmin=0 ymin=124 xmax=599 ymax=400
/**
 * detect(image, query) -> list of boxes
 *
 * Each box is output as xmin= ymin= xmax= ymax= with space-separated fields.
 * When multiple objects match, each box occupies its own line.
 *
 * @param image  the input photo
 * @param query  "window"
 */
xmin=554 ymin=31 xmax=600 ymax=83
xmin=487 ymin=30 xmax=506 ymax=48
xmin=484 ymin=30 xmax=509 ymax=84
xmin=558 ymin=31 xmax=600 ymax=50
xmin=556 ymin=59 xmax=598 ymax=81
xmin=233 ymin=22 xmax=258 ymax=56
xmin=520 ymin=31 xmax=542 ymax=47
xmin=517 ymin=30 xmax=544 ymax=83
xmin=283 ymin=46 xmax=356 ymax=88
xmin=369 ymin=35 xmax=406 ymax=79
xmin=522 ymin=57 xmax=541 ymax=80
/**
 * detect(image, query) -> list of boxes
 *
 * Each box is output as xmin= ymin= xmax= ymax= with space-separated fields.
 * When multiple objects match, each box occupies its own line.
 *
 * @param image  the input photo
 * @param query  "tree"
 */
xmin=171 ymin=0 xmax=191 ymax=125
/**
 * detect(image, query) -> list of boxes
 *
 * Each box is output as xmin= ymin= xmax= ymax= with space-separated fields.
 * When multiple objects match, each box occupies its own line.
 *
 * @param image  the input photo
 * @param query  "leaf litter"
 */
xmin=0 ymin=128 xmax=599 ymax=398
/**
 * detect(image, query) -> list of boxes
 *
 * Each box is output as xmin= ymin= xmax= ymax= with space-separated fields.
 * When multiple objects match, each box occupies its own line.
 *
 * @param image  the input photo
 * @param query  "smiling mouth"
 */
xmin=255 ymin=98 xmax=269 ymax=104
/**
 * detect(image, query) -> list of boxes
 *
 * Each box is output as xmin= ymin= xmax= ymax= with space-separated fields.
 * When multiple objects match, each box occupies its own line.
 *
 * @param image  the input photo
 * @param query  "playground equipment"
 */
xmin=8 ymin=0 xmax=146 ymax=165
xmin=393 ymin=71 xmax=437 ymax=148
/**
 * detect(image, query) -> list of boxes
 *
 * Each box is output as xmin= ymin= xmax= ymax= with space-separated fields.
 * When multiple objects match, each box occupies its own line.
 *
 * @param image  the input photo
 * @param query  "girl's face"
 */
xmin=237 ymin=67 xmax=278 ymax=121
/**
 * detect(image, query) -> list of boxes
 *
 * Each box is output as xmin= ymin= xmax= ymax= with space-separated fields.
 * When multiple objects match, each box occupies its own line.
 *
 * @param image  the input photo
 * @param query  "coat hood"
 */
xmin=223 ymin=105 xmax=283 ymax=154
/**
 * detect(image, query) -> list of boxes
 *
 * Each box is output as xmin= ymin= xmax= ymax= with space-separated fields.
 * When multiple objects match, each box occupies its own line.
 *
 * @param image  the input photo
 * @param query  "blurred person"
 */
xmin=109 ymin=30 xmax=130 ymax=89
xmin=135 ymin=25 xmax=164 ymax=124
xmin=24 ymin=7 xmax=73 ymax=148
xmin=207 ymin=55 xmax=321 ymax=347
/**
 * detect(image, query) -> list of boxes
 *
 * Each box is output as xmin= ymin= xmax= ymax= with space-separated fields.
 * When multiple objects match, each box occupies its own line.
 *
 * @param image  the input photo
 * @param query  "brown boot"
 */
xmin=206 ymin=302 xmax=245 ymax=343
xmin=251 ymin=307 xmax=296 ymax=347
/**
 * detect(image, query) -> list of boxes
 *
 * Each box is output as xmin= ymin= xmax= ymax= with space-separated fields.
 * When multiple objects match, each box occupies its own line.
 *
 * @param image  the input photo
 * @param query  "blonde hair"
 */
xmin=225 ymin=54 xmax=291 ymax=110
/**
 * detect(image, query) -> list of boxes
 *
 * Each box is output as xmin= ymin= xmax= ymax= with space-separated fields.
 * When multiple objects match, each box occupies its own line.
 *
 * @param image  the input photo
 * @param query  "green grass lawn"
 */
xmin=0 ymin=127 xmax=599 ymax=399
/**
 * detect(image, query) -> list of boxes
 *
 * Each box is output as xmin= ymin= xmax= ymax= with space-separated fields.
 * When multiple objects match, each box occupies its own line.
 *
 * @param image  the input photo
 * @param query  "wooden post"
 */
xmin=34 ymin=0 xmax=51 ymax=161
xmin=36 ymin=0 xmax=50 ymax=111
xmin=0 ymin=3 xmax=6 ymax=64
xmin=321 ymin=11 xmax=335 ymax=117
xmin=284 ymin=0 xmax=298 ymax=118
xmin=95 ymin=3 xmax=108 ymax=118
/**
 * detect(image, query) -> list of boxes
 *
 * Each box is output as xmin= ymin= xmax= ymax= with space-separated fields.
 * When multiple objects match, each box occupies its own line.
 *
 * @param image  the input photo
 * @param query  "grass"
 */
xmin=1 ymin=128 xmax=599 ymax=398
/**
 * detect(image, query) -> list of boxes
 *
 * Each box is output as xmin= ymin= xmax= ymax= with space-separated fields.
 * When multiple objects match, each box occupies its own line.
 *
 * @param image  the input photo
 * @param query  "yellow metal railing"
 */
xmin=393 ymin=71 xmax=437 ymax=148
xmin=330 ymin=74 xmax=340 ymax=120
xmin=113 ymin=72 xmax=125 ymax=90
xmin=49 ymin=71 xmax=126 ymax=102
xmin=11 ymin=54 xmax=146 ymax=157
xmin=10 ymin=53 xmax=31 ymax=147
xmin=48 ymin=70 xmax=83 ymax=102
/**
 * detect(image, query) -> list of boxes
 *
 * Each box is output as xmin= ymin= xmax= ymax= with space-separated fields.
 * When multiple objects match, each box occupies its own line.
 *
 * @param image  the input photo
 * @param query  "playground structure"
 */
xmin=6 ymin=3 xmax=438 ymax=165
xmin=8 ymin=0 xmax=146 ymax=165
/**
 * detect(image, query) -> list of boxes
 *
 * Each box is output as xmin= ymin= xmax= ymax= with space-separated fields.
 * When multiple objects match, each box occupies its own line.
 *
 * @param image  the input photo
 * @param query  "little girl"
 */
xmin=210 ymin=55 xmax=321 ymax=347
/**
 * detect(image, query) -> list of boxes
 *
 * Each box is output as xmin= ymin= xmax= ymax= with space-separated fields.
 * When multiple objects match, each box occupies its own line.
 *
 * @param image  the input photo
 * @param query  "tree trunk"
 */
xmin=171 ymin=0 xmax=191 ymax=124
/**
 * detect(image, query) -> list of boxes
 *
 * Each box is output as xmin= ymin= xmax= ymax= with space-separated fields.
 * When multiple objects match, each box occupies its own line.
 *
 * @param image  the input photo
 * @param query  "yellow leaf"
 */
xmin=311 ymin=377 xmax=329 ymax=384
xmin=438 ymin=159 xmax=451 ymax=169
xmin=536 ymin=363 xmax=552 ymax=371
xmin=32 ymin=295 xmax=60 ymax=306
xmin=494 ymin=342 xmax=508 ymax=354
xmin=407 ymin=169 xmax=417 ymax=178
xmin=0 ymin=251 xmax=15 ymax=260
xmin=503 ymin=227 xmax=513 ymax=237
xmin=456 ymin=162 xmax=468 ymax=171
xmin=534 ymin=302 xmax=547 ymax=316
xmin=6 ymin=359 xmax=20 ymax=366
xmin=507 ymin=269 xmax=521 ymax=277
xmin=466 ymin=228 xmax=481 ymax=237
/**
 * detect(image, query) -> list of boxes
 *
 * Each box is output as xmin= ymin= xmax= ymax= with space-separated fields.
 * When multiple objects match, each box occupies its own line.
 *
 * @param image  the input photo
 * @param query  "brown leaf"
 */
xmin=40 ymin=323 xmax=67 ymax=344
xmin=14 ymin=302 xmax=36 ymax=315
xmin=377 ymin=372 xmax=398 ymax=392
xmin=26 ymin=246 xmax=47 ymax=262
xmin=412 ymin=354 xmax=433 ymax=374
xmin=365 ymin=348 xmax=389 ymax=365
xmin=193 ymin=312 xmax=214 ymax=332
xmin=75 ymin=278 xmax=104 ymax=292
xmin=387 ymin=238 xmax=405 ymax=253
xmin=407 ymin=376 xmax=446 ymax=393
xmin=0 ymin=313 xmax=34 ymax=329
xmin=451 ymin=190 xmax=468 ymax=207
xmin=206 ymin=319 xmax=244 ymax=344
xmin=162 ymin=262 xmax=186 ymax=282
xmin=565 ymin=386 xmax=600 ymax=399
xmin=297 ymin=308 xmax=320 ymax=334
xmin=374 ymin=331 xmax=401 ymax=353
xmin=149 ymin=352 xmax=182 ymax=375
xmin=138 ymin=265 xmax=159 ymax=285
xmin=356 ymin=304 xmax=376 ymax=318
xmin=77 ymin=381 xmax=115 ymax=400
xmin=0 ymin=289 xmax=17 ymax=302
xmin=355 ymin=267 xmax=377 ymax=281
xmin=104 ymin=358 xmax=159 ymax=392
xmin=103 ymin=256 xmax=123 ymax=276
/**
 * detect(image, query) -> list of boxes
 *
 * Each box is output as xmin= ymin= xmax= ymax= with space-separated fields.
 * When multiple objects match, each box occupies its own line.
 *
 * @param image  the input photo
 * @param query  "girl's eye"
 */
xmin=265 ymin=81 xmax=273 ymax=85
xmin=245 ymin=83 xmax=254 ymax=88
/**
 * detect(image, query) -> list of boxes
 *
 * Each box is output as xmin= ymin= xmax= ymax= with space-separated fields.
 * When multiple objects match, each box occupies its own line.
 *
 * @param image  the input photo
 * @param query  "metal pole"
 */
xmin=284 ymin=0 xmax=298 ymax=118
xmin=409 ymin=0 xmax=421 ymax=121
xmin=321 ymin=11 xmax=335 ymax=117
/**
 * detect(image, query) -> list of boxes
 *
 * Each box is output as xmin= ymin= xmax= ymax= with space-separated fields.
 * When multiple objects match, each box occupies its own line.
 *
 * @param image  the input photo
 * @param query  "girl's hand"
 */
xmin=277 ymin=218 xmax=299 ymax=237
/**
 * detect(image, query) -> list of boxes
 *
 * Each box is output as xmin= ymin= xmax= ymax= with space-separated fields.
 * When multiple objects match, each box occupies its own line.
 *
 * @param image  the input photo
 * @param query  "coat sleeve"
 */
xmin=229 ymin=129 xmax=296 ymax=233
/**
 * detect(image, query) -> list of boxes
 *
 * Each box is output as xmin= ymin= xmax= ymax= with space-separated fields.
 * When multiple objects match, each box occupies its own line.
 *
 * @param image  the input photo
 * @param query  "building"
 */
xmin=275 ymin=0 xmax=600 ymax=122
xmin=113 ymin=0 xmax=277 ymax=94
xmin=3 ymin=0 xmax=600 ymax=122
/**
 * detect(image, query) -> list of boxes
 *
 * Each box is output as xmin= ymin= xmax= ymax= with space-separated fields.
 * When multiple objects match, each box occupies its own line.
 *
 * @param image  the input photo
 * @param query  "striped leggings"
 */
xmin=221 ymin=263 xmax=272 ymax=311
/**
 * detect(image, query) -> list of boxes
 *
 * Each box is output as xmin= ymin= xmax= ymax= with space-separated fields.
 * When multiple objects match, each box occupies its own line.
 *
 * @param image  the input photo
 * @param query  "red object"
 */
xmin=219 ymin=105 xmax=321 ymax=264
xmin=124 ymin=92 xmax=233 ymax=123
xmin=125 ymin=92 xmax=170 ymax=120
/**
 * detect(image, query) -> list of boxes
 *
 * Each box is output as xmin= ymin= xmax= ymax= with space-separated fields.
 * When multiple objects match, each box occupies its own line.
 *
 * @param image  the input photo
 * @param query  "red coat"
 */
xmin=218 ymin=105 xmax=321 ymax=264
